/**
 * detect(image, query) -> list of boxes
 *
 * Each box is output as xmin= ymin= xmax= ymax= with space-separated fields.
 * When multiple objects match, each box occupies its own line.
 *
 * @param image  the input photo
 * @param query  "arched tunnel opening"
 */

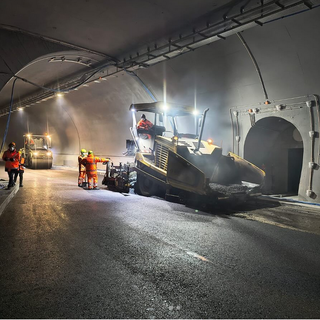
xmin=244 ymin=117 xmax=303 ymax=196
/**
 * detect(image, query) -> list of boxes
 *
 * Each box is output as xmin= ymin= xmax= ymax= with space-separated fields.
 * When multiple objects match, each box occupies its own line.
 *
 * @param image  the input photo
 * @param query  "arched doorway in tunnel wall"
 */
xmin=244 ymin=117 xmax=303 ymax=196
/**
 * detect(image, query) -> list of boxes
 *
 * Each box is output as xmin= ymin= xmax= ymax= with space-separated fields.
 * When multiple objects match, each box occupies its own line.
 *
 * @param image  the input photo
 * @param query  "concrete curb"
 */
xmin=0 ymin=185 xmax=19 ymax=218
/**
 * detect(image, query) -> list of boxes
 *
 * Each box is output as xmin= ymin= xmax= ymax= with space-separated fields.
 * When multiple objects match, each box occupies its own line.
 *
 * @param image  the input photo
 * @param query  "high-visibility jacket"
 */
xmin=19 ymin=157 xmax=25 ymax=172
xmin=78 ymin=155 xmax=86 ymax=172
xmin=2 ymin=149 xmax=20 ymax=171
xmin=137 ymin=119 xmax=153 ymax=131
xmin=81 ymin=154 xmax=108 ymax=174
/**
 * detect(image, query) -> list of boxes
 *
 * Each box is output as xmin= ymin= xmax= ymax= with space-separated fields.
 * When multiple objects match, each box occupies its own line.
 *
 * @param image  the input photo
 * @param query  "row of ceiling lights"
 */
xmin=12 ymin=76 xmax=111 ymax=114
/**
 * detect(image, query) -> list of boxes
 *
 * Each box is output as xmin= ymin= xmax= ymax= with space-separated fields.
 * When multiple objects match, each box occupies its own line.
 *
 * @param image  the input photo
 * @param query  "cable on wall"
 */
xmin=236 ymin=32 xmax=269 ymax=103
xmin=0 ymin=60 xmax=117 ymax=153
xmin=124 ymin=69 xmax=158 ymax=102
xmin=0 ymin=77 xmax=18 ymax=154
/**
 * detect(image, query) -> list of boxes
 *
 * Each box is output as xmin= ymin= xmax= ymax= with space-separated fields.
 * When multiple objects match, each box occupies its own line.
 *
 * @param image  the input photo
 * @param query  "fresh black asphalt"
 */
xmin=0 ymin=168 xmax=320 ymax=318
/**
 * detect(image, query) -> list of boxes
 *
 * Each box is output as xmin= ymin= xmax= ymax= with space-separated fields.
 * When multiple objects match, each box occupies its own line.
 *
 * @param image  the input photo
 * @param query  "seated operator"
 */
xmin=137 ymin=114 xmax=154 ymax=134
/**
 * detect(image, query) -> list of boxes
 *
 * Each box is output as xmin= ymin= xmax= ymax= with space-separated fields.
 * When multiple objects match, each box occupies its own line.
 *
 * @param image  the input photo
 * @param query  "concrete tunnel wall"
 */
xmin=1 ymin=7 xmax=320 ymax=201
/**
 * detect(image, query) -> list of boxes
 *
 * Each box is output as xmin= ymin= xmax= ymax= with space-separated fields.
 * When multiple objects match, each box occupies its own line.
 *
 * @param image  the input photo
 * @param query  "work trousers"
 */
xmin=14 ymin=170 xmax=24 ymax=187
xmin=8 ymin=169 xmax=18 ymax=187
xmin=78 ymin=170 xmax=86 ymax=186
xmin=87 ymin=173 xmax=98 ymax=189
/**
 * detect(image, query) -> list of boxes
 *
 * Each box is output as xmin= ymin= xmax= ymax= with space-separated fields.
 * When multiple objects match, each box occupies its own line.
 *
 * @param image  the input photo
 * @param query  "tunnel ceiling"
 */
xmin=0 ymin=0 xmax=318 ymax=114
xmin=1 ymin=0 xmax=239 ymax=57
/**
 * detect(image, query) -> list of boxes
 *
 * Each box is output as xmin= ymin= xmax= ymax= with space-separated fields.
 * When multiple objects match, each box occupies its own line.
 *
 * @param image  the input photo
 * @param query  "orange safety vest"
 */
xmin=81 ymin=154 xmax=108 ymax=174
xmin=78 ymin=155 xmax=86 ymax=172
xmin=137 ymin=119 xmax=153 ymax=131
xmin=2 ymin=149 xmax=20 ymax=171
xmin=19 ymin=157 xmax=25 ymax=172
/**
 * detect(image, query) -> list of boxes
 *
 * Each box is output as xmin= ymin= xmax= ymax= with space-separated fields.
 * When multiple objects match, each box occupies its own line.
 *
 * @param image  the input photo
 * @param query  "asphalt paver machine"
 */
xmin=128 ymin=101 xmax=265 ymax=205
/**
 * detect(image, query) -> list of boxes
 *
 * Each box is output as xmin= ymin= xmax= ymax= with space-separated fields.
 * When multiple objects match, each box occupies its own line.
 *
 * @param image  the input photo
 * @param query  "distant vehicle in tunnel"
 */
xmin=128 ymin=102 xmax=265 ymax=204
xmin=20 ymin=133 xmax=53 ymax=169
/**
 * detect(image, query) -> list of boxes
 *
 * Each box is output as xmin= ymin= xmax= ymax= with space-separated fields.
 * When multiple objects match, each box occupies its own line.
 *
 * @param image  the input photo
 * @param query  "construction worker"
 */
xmin=2 ymin=142 xmax=20 ymax=189
xmin=14 ymin=151 xmax=25 ymax=187
xmin=81 ymin=151 xmax=109 ymax=190
xmin=137 ymin=114 xmax=153 ymax=132
xmin=78 ymin=148 xmax=87 ymax=187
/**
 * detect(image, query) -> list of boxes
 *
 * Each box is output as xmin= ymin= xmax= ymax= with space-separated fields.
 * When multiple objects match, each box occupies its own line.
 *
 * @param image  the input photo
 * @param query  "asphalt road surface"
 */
xmin=0 ymin=168 xmax=320 ymax=319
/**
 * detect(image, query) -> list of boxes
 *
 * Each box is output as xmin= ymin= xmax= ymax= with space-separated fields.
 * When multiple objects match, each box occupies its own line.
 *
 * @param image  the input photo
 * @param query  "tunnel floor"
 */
xmin=0 ymin=167 xmax=319 ymax=318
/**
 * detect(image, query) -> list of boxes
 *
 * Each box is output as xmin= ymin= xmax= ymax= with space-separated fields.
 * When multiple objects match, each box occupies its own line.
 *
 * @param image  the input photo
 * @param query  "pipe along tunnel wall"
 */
xmin=1 ymin=8 xmax=320 ymax=202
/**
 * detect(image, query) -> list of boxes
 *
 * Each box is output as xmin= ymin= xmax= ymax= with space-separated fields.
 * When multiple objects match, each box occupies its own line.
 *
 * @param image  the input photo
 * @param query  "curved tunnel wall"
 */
xmin=1 ymin=8 xmax=320 ymax=200
xmin=0 ymin=29 xmax=72 ymax=92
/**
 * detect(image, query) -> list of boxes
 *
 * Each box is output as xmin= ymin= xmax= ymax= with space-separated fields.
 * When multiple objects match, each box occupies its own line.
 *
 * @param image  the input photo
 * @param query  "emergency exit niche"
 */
xmin=244 ymin=117 xmax=303 ymax=196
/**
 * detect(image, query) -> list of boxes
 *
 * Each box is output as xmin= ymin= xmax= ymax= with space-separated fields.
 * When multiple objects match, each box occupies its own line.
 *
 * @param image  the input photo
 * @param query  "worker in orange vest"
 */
xmin=14 ymin=151 xmax=25 ymax=187
xmin=137 ymin=114 xmax=153 ymax=132
xmin=137 ymin=114 xmax=154 ymax=140
xmin=78 ymin=148 xmax=87 ymax=187
xmin=81 ymin=151 xmax=109 ymax=190
xmin=2 ymin=142 xmax=20 ymax=189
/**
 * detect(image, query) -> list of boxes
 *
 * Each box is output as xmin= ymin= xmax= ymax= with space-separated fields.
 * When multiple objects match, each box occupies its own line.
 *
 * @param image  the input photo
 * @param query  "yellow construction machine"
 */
xmin=21 ymin=133 xmax=53 ymax=169
xmin=128 ymin=102 xmax=265 ymax=205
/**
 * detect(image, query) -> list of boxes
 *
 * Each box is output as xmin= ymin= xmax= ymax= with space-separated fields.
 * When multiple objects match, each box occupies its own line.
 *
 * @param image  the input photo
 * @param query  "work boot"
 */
xmin=19 ymin=184 xmax=23 ymax=187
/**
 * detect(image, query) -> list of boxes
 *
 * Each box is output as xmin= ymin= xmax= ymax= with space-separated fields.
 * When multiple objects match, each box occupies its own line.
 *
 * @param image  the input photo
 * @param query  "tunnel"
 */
xmin=244 ymin=117 xmax=303 ymax=196
xmin=2 ymin=3 xmax=320 ymax=319
xmin=1 ymin=1 xmax=320 ymax=202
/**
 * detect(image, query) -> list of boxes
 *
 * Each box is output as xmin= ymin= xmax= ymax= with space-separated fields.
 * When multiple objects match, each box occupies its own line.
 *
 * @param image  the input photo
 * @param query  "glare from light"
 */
xmin=26 ymin=134 xmax=31 ymax=138
xmin=193 ymin=109 xmax=199 ymax=116
xmin=207 ymin=138 xmax=213 ymax=145
xmin=56 ymin=93 xmax=63 ymax=97
xmin=131 ymin=108 xmax=136 ymax=112
xmin=33 ymin=152 xmax=38 ymax=156
xmin=46 ymin=152 xmax=52 ymax=156
xmin=18 ymin=107 xmax=23 ymax=111
xmin=161 ymin=103 xmax=168 ymax=111
xmin=94 ymin=80 xmax=100 ymax=83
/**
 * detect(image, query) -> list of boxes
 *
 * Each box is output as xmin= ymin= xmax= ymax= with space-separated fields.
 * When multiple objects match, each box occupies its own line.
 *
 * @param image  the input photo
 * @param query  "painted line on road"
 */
xmin=156 ymin=236 xmax=215 ymax=265
xmin=235 ymin=212 xmax=314 ymax=234
xmin=0 ymin=185 xmax=19 ymax=218
xmin=186 ymin=251 xmax=210 ymax=262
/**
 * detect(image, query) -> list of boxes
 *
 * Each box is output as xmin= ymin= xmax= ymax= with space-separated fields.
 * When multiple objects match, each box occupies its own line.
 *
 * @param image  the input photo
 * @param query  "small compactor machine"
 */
xmin=21 ymin=133 xmax=53 ymax=169
xmin=102 ymin=161 xmax=131 ymax=193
